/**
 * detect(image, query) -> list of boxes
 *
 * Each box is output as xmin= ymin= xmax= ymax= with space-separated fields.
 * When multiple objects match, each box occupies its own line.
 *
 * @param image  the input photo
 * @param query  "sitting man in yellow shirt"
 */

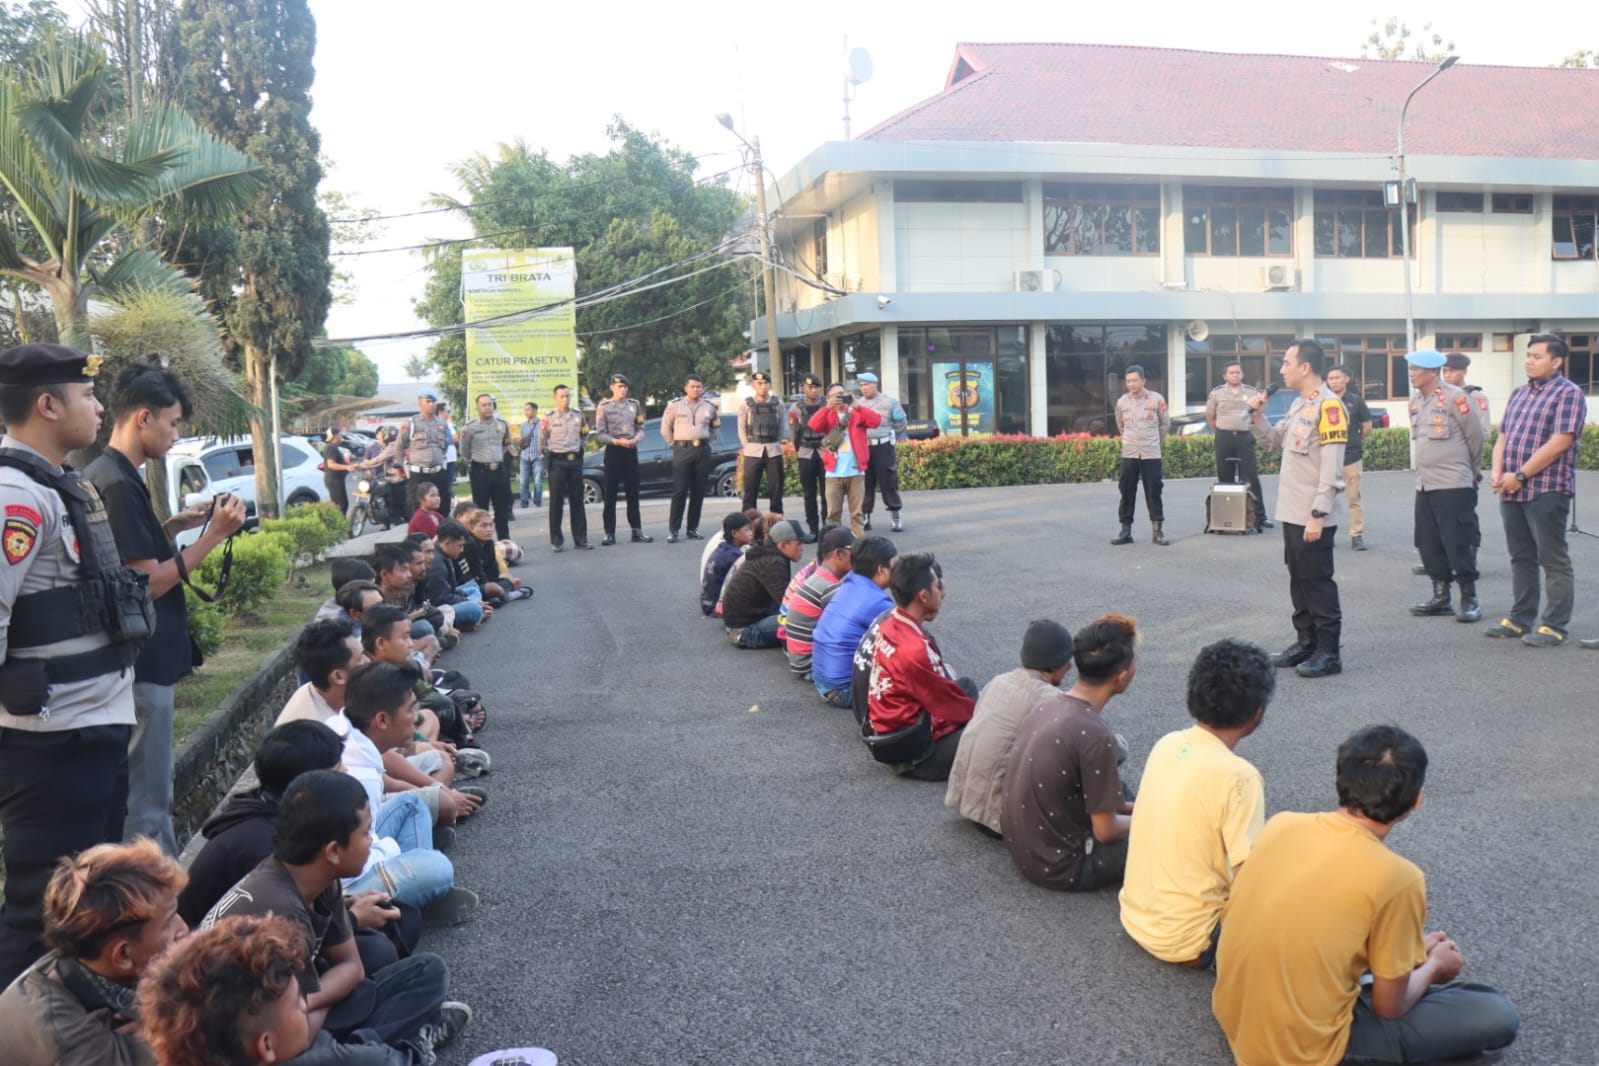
xmin=1212 ymin=725 xmax=1519 ymax=1066
xmin=1118 ymin=638 xmax=1272 ymax=969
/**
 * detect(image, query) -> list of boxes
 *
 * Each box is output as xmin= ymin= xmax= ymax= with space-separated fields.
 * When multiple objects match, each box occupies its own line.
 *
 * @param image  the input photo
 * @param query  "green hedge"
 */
xmin=184 ymin=587 xmax=225 ymax=660
xmin=194 ymin=531 xmax=292 ymax=614
xmin=259 ymin=515 xmax=340 ymax=567
xmin=766 ymin=424 xmax=1599 ymax=497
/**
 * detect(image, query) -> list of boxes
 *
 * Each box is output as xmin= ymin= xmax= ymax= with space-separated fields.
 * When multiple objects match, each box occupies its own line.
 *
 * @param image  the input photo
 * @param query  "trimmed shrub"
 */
xmin=259 ymin=515 xmax=339 ymax=566
xmin=184 ymin=587 xmax=224 ymax=661
xmin=194 ymin=530 xmax=291 ymax=614
xmin=289 ymin=501 xmax=348 ymax=543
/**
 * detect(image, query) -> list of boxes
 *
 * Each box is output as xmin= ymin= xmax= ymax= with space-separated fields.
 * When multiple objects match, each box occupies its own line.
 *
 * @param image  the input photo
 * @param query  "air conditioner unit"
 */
xmin=1014 ymin=268 xmax=1055 ymax=293
xmin=1260 ymin=264 xmax=1295 ymax=291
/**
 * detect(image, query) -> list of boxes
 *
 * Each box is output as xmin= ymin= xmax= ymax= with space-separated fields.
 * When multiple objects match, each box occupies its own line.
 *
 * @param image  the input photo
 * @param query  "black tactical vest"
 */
xmin=747 ymin=399 xmax=782 ymax=443
xmin=794 ymin=401 xmax=826 ymax=448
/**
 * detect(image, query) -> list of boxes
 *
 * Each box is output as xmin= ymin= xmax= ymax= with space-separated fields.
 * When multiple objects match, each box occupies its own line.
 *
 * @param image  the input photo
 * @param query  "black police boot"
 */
xmin=600 ymin=533 xmax=617 ymax=546
xmin=1152 ymin=521 xmax=1170 ymax=546
xmin=862 ymin=513 xmax=872 ymax=531
xmin=1409 ymin=580 xmax=1453 ymax=616
xmin=1411 ymin=561 xmax=1427 ymax=576
xmin=1295 ymin=649 xmax=1343 ymax=678
xmin=890 ymin=510 xmax=903 ymax=533
xmin=631 ymin=529 xmax=654 ymax=543
xmin=666 ymin=530 xmax=681 ymax=544
xmin=686 ymin=529 xmax=704 ymax=540
xmin=1271 ymin=642 xmax=1314 ymax=669
xmin=1111 ymin=524 xmax=1133 ymax=546
xmin=1455 ymin=581 xmax=1482 ymax=623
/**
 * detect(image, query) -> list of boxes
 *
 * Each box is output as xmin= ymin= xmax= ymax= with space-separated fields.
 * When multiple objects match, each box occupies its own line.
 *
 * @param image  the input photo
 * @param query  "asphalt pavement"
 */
xmin=418 ymin=472 xmax=1599 ymax=1065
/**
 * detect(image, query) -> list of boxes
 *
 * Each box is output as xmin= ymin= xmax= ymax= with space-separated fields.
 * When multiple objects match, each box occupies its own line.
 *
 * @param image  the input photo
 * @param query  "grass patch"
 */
xmin=173 ymin=562 xmax=331 ymax=746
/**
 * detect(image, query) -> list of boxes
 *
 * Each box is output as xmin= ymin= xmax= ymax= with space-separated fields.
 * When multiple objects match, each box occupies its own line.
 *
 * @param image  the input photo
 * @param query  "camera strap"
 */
xmin=175 ymin=513 xmax=234 ymax=604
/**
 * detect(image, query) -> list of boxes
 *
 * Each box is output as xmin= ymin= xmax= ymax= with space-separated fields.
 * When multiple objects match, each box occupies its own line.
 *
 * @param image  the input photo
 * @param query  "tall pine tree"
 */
xmin=170 ymin=0 xmax=330 ymax=517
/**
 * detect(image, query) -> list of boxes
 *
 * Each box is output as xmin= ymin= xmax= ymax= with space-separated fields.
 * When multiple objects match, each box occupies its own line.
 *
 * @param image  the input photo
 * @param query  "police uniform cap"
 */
xmin=801 ymin=372 xmax=823 ymax=386
xmin=1403 ymin=349 xmax=1447 ymax=369
xmin=749 ymin=371 xmax=770 ymax=383
xmin=417 ymin=387 xmax=441 ymax=401
xmin=610 ymin=373 xmax=630 ymax=386
xmin=0 ymin=343 xmax=103 ymax=387
xmin=857 ymin=372 xmax=880 ymax=384
xmin=1444 ymin=352 xmax=1471 ymax=370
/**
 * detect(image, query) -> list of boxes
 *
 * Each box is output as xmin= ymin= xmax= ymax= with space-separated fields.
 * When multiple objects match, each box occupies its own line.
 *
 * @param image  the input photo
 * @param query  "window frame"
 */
xmin=1433 ymin=334 xmax=1483 ymax=353
xmin=1184 ymin=187 xmax=1295 ymax=257
xmin=1312 ymin=190 xmax=1417 ymax=259
xmin=1562 ymin=334 xmax=1599 ymax=396
xmin=1491 ymin=193 xmax=1534 ymax=214
xmin=1315 ymin=335 xmax=1411 ymax=401
xmin=1551 ymin=195 xmax=1599 ymax=261
xmin=1435 ymin=192 xmax=1484 ymax=213
xmin=1042 ymin=183 xmax=1162 ymax=257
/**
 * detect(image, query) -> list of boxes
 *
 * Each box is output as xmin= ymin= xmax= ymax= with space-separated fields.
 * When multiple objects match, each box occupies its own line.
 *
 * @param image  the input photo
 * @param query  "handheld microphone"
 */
xmin=1263 ymin=384 xmax=1281 ymax=397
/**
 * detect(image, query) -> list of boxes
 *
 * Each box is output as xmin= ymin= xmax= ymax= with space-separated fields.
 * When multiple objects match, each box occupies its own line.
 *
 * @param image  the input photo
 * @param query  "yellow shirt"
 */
xmin=1118 ymin=726 xmax=1265 ymax=962
xmin=1212 ymin=812 xmax=1428 ymax=1066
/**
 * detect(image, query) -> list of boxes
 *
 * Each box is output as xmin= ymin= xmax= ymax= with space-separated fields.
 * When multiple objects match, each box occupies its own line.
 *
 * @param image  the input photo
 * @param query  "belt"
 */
xmin=866 ymin=436 xmax=894 ymax=445
xmin=408 ymin=465 xmax=445 ymax=474
xmin=673 ymin=440 xmax=705 ymax=449
xmin=471 ymin=461 xmax=501 ymax=471
xmin=1217 ymin=427 xmax=1253 ymax=435
xmin=549 ymin=452 xmax=579 ymax=461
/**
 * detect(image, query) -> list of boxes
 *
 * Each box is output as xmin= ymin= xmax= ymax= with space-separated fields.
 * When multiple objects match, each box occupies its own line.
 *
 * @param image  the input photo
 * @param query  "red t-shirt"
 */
xmin=867 ymin=608 xmax=975 ymax=740
xmin=408 ymin=508 xmax=442 ymax=538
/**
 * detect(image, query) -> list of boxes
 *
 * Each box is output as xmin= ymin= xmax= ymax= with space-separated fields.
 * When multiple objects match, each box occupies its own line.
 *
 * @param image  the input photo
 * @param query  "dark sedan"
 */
xmin=581 ymin=417 xmax=744 ymax=504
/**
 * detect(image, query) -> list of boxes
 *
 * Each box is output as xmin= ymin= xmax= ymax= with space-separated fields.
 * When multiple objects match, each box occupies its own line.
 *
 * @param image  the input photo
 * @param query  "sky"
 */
xmin=61 ymin=1 xmax=1599 ymax=381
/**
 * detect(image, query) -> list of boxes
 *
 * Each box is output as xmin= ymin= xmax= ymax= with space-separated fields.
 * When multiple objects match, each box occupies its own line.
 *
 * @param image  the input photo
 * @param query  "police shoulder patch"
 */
xmin=4 ymin=516 xmax=38 ymax=564
xmin=1455 ymin=395 xmax=1471 ymax=416
xmin=1477 ymin=395 xmax=1489 ymax=412
xmin=1318 ymin=399 xmax=1348 ymax=445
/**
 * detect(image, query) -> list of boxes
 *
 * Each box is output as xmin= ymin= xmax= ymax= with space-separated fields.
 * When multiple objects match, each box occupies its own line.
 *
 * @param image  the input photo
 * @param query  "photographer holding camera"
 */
xmin=807 ymin=381 xmax=881 ymax=538
xmin=87 ymin=364 xmax=247 ymax=860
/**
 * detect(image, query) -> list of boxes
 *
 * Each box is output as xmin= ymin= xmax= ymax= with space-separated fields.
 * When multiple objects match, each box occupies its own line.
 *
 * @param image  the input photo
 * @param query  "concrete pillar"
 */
xmin=880 ymin=324 xmax=901 ymax=398
xmin=1030 ymin=322 xmax=1048 ymax=435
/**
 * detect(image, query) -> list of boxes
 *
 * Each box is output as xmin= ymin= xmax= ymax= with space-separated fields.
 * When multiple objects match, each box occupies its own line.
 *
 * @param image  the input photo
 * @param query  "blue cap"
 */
xmin=1403 ymin=349 xmax=1446 ymax=369
xmin=857 ymin=372 xmax=880 ymax=384
xmin=417 ymin=387 xmax=441 ymax=401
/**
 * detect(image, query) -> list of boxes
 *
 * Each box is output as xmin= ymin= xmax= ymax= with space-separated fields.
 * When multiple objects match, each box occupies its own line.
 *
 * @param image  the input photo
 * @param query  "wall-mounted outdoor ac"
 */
xmin=1014 ymin=268 xmax=1056 ymax=292
xmin=1260 ymin=264 xmax=1295 ymax=291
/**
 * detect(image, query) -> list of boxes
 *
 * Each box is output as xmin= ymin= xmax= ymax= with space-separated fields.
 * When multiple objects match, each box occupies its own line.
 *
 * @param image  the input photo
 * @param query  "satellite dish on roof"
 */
xmin=846 ymin=47 xmax=873 ymax=87
xmin=1186 ymin=320 xmax=1211 ymax=342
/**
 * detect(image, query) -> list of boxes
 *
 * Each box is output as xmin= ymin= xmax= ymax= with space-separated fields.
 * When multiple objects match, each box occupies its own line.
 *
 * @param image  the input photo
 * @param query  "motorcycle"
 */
xmin=346 ymin=470 xmax=396 ymax=536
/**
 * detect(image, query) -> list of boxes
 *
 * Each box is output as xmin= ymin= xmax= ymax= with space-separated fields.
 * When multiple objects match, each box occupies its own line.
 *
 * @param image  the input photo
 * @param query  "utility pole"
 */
xmin=751 ymin=136 xmax=785 ymax=396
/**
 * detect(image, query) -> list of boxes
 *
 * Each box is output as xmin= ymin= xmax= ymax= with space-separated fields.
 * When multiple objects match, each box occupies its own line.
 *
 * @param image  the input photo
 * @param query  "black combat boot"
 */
xmin=890 ymin=510 xmax=903 ymax=533
xmin=1271 ymin=642 xmax=1314 ymax=668
xmin=1455 ymin=581 xmax=1482 ymax=623
xmin=1111 ymin=523 xmax=1133 ymax=546
xmin=1409 ymin=580 xmax=1453 ymax=616
xmin=1152 ymin=521 xmax=1170 ymax=546
xmin=1295 ymin=648 xmax=1343 ymax=678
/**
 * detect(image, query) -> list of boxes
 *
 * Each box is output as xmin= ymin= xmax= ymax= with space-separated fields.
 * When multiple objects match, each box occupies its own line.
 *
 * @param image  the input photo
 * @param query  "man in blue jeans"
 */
xmin=518 ymin=401 xmax=543 ymax=508
xmin=425 ymin=521 xmax=491 ymax=627
xmin=810 ymin=535 xmax=896 ymax=706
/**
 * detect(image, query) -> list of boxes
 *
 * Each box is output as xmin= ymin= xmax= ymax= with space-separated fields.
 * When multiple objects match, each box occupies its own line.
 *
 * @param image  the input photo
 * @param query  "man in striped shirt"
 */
xmin=1486 ymin=333 xmax=1586 ymax=647
xmin=782 ymin=527 xmax=856 ymax=678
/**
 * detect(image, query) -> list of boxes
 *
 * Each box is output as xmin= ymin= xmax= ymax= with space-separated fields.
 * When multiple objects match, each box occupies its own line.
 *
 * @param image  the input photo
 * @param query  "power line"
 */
xmin=577 ymin=281 xmax=747 ymax=337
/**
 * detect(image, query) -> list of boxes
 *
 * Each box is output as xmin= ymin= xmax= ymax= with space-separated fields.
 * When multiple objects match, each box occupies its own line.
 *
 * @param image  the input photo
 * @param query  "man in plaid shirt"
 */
xmin=1486 ymin=333 xmax=1586 ymax=646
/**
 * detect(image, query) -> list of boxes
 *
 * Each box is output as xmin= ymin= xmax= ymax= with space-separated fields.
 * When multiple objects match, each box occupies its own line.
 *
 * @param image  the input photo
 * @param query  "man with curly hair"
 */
xmin=137 ymin=914 xmax=312 ymax=1066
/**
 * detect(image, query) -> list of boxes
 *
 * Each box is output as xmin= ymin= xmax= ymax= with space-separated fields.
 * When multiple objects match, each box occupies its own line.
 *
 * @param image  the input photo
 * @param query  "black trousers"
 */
xmin=796 ymin=452 xmax=824 ymax=531
xmin=669 ymin=442 xmax=709 ymax=533
xmin=468 ymin=461 xmax=513 ymax=540
xmin=324 ymin=951 xmax=449 ymax=1047
xmin=1118 ymin=458 xmax=1165 ymax=523
xmin=1415 ymin=488 xmax=1481 ymax=583
xmin=547 ymin=455 xmax=587 ymax=546
xmin=740 ymin=452 xmax=785 ymax=514
xmin=384 ymin=479 xmax=408 ymax=528
xmin=0 ymin=723 xmax=131 ymax=986
xmin=1214 ymin=430 xmax=1266 ymax=523
xmin=324 ymin=475 xmax=349 ymax=514
xmin=863 ymin=442 xmax=902 ymax=514
xmin=407 ymin=469 xmax=453 ymax=510
xmin=603 ymin=445 xmax=643 ymax=536
xmin=1283 ymin=523 xmax=1341 ymax=652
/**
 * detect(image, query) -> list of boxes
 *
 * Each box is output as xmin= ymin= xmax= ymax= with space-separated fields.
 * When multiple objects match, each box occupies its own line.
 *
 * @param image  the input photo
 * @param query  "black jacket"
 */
xmin=721 ymin=540 xmax=792 ymax=628
xmin=426 ymin=551 xmax=475 ymax=606
xmin=177 ymin=789 xmax=277 ymax=926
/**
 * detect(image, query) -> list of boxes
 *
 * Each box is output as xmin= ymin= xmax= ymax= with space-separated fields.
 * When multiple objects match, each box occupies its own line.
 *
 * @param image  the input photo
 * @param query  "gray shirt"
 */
xmin=1115 ymin=389 xmax=1170 ymax=459
xmin=660 ymin=396 xmax=720 ymax=445
xmin=857 ymin=392 xmax=907 ymax=444
xmin=1250 ymin=383 xmax=1346 ymax=527
xmin=538 ymin=409 xmax=587 ymax=456
xmin=1206 ymin=383 xmax=1259 ymax=432
xmin=737 ymin=397 xmax=789 ymax=458
xmin=458 ymin=416 xmax=511 ymax=463
xmin=594 ymin=398 xmax=645 ymax=445
xmin=1411 ymin=382 xmax=1486 ymax=492
xmin=0 ymin=441 xmax=136 ymax=730
xmin=944 ymin=667 xmax=1061 ymax=835
xmin=1464 ymin=386 xmax=1492 ymax=438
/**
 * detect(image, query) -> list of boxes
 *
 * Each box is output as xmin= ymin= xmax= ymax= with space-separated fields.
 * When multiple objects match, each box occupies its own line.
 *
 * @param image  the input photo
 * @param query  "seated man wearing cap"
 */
xmin=945 ymin=619 xmax=1075 ymax=837
xmin=721 ymin=520 xmax=805 ymax=649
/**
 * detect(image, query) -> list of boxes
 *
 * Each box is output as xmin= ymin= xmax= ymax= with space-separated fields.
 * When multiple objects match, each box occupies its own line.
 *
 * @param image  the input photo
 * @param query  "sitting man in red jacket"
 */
xmin=863 ymin=552 xmax=979 ymax=781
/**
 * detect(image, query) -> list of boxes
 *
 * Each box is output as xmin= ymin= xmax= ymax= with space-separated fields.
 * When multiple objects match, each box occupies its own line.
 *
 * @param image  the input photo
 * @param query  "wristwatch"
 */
xmin=1310 ymin=509 xmax=1327 ymax=519
xmin=1514 ymin=471 xmax=1529 ymax=485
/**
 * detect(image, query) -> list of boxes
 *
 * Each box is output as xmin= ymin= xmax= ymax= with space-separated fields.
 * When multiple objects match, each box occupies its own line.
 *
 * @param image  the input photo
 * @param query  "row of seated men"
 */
xmin=699 ymin=512 xmax=1521 ymax=1066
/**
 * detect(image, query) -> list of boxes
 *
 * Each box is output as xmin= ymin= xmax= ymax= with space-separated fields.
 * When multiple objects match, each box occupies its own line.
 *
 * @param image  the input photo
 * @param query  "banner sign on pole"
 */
xmin=462 ymin=248 xmax=578 ymax=414
xmin=932 ymin=359 xmax=995 ymax=436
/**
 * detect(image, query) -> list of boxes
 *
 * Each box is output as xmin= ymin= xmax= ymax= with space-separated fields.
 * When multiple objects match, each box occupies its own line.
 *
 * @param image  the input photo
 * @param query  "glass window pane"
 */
xmin=1239 ymin=210 xmax=1266 ymax=256
xmin=1101 ymin=206 xmax=1132 ymax=254
xmin=1240 ymin=356 xmax=1268 ymax=390
xmin=1389 ymin=355 xmax=1409 ymax=398
xmin=1361 ymin=211 xmax=1389 ymax=257
xmin=997 ymin=352 xmax=1028 ymax=433
xmin=1185 ymin=207 xmax=1209 ymax=254
xmin=1569 ymin=351 xmax=1594 ymax=394
xmin=1134 ymin=207 xmax=1160 ymax=253
xmin=1338 ymin=219 xmax=1361 ymax=257
xmin=1575 ymin=213 xmax=1596 ymax=260
xmin=1267 ymin=209 xmax=1292 ymax=255
xmin=1210 ymin=206 xmax=1238 ymax=256
xmin=1314 ymin=211 xmax=1335 ymax=255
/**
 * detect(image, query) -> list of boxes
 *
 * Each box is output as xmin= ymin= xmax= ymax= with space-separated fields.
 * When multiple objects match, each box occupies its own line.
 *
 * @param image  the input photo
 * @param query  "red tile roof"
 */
xmin=862 ymin=43 xmax=1599 ymax=160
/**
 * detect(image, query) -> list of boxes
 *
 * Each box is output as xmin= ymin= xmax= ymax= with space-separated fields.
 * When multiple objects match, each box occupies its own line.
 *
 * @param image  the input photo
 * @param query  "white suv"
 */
xmin=169 ymin=434 xmax=327 ymax=513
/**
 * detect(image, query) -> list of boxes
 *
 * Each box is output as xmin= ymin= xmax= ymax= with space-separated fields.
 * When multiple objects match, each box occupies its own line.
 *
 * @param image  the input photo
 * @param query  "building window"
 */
xmin=896 ymin=326 xmax=1028 ymax=436
xmin=1491 ymin=193 xmax=1533 ymax=214
xmin=1433 ymin=334 xmax=1482 ymax=353
xmin=1184 ymin=187 xmax=1293 ymax=256
xmin=813 ymin=219 xmax=828 ymax=278
xmin=1563 ymin=335 xmax=1599 ymax=396
xmin=1552 ymin=196 xmax=1599 ymax=260
xmin=1044 ymin=324 xmax=1167 ymax=436
xmin=1184 ymin=335 xmax=1296 ymax=403
xmin=1435 ymin=192 xmax=1484 ymax=213
xmin=1043 ymin=184 xmax=1161 ymax=256
xmin=894 ymin=180 xmax=1024 ymax=203
xmin=1316 ymin=335 xmax=1410 ymax=400
xmin=840 ymin=332 xmax=880 ymax=384
xmin=1492 ymin=333 xmax=1515 ymax=352
xmin=1313 ymin=191 xmax=1416 ymax=258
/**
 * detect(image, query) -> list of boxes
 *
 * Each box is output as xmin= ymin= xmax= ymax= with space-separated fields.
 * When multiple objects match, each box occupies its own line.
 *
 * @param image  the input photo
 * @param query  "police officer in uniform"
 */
xmin=1405 ymin=350 xmax=1487 ymax=623
xmin=1247 ymin=339 xmax=1346 ymax=678
xmin=397 ymin=387 xmax=456 ymax=508
xmin=594 ymin=373 xmax=653 ymax=545
xmin=1205 ymin=361 xmax=1271 ymax=533
xmin=1112 ymin=364 xmax=1171 ymax=546
xmin=660 ymin=373 xmax=721 ymax=543
xmin=538 ymin=382 xmax=590 ymax=551
xmin=459 ymin=393 xmax=515 ymax=540
xmin=789 ymin=373 xmax=827 ymax=542
xmin=0 ymin=343 xmax=155 ymax=986
xmin=738 ymin=370 xmax=788 ymax=516
xmin=856 ymin=372 xmax=908 ymax=532
xmin=1442 ymin=352 xmax=1492 ymax=438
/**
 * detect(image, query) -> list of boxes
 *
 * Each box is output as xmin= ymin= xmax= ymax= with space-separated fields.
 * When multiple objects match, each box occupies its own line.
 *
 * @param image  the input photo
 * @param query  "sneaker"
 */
xmin=420 ymin=887 xmax=479 ymax=928
xmin=455 ymin=784 xmax=489 ymax=805
xmin=454 ymin=748 xmax=492 ymax=777
xmin=438 ymin=631 xmax=460 ymax=651
xmin=1482 ymin=619 xmax=1527 ymax=639
xmin=415 ymin=1001 xmax=473 ymax=1063
xmin=509 ymin=586 xmax=534 ymax=600
xmin=1521 ymin=625 xmax=1567 ymax=648
xmin=1350 ymin=535 xmax=1366 ymax=551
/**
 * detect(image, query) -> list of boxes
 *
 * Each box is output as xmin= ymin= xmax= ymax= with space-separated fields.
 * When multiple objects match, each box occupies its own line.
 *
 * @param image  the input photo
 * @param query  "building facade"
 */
xmin=758 ymin=43 xmax=1599 ymax=434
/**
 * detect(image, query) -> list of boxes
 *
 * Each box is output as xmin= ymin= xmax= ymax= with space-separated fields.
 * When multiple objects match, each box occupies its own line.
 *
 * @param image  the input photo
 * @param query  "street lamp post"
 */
xmin=1396 ymin=54 xmax=1459 ymax=355
xmin=718 ymin=115 xmax=785 ymax=397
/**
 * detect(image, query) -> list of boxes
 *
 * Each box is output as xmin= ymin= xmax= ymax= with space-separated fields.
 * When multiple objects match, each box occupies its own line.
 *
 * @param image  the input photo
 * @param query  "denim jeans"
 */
xmin=813 ymin=672 xmax=852 ymax=707
xmin=520 ymin=454 xmax=543 ymax=506
xmin=1343 ymin=981 xmax=1519 ymax=1062
xmin=126 ymin=682 xmax=178 ymax=857
xmin=448 ymin=585 xmax=485 ymax=626
xmin=730 ymin=612 xmax=781 ymax=649
xmin=343 ymin=792 xmax=453 ymax=909
xmin=1499 ymin=492 xmax=1573 ymax=631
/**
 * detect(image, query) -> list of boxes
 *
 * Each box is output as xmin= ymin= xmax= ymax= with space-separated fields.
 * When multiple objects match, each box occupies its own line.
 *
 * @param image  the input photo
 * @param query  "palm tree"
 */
xmin=0 ymin=32 xmax=266 ymax=346
xmin=403 ymin=353 xmax=429 ymax=381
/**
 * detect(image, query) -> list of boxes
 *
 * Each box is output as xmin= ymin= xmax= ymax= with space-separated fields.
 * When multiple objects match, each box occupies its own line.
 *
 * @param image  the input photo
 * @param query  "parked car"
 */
xmin=170 ymin=434 xmax=329 ymax=520
xmin=904 ymin=419 xmax=941 ymax=440
xmin=580 ymin=417 xmax=743 ymax=505
xmin=1173 ymin=391 xmax=1390 ymax=437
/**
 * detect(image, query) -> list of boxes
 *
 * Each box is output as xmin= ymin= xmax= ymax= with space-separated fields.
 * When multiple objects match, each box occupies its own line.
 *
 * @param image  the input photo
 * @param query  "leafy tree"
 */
xmin=1559 ymin=50 xmax=1596 ymax=68
xmin=171 ymin=0 xmax=331 ymax=518
xmin=415 ymin=121 xmax=750 ymax=412
xmin=402 ymin=353 xmax=429 ymax=381
xmin=1361 ymin=16 xmax=1454 ymax=61
xmin=288 ymin=338 xmax=376 ymax=398
xmin=0 ymin=1 xmax=65 ymax=67
xmin=340 ymin=345 xmax=378 ymax=396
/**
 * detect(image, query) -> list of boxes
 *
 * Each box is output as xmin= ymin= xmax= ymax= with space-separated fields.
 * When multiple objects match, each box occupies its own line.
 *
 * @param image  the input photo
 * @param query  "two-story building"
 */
xmin=756 ymin=42 xmax=1599 ymax=436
